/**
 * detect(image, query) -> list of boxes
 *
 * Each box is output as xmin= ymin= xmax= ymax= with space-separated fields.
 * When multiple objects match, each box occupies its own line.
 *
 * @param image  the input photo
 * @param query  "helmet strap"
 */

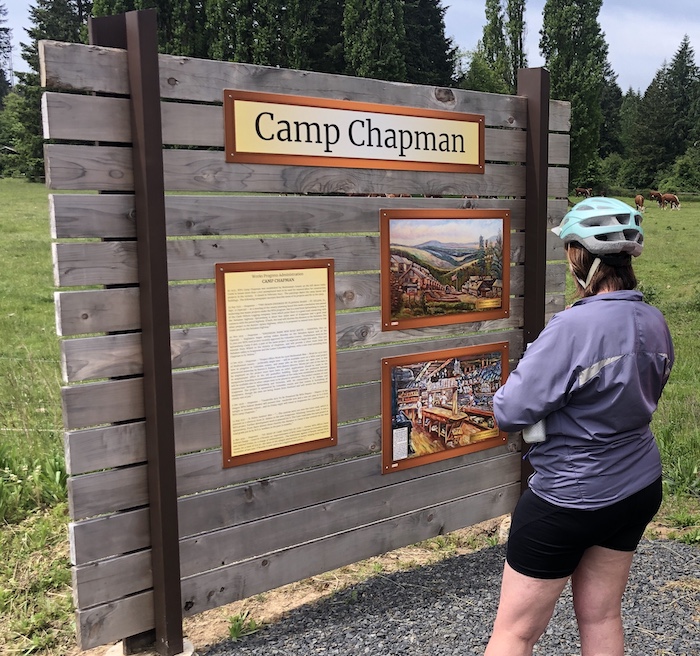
xmin=576 ymin=256 xmax=602 ymax=290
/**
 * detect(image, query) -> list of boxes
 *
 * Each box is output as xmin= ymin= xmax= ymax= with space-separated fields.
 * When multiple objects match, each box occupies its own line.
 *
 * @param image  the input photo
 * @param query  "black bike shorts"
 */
xmin=506 ymin=476 xmax=662 ymax=579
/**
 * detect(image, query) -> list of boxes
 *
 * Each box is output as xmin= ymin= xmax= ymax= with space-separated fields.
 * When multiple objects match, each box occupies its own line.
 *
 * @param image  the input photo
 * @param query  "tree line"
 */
xmin=1 ymin=0 xmax=699 ymax=195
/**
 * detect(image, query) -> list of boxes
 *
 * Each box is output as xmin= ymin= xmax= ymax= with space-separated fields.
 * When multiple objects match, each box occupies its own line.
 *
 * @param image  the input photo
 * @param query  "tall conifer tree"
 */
xmin=0 ymin=2 xmax=11 ymax=101
xmin=540 ymin=0 xmax=607 ymax=185
xmin=402 ymin=0 xmax=456 ymax=87
xmin=343 ymin=0 xmax=406 ymax=81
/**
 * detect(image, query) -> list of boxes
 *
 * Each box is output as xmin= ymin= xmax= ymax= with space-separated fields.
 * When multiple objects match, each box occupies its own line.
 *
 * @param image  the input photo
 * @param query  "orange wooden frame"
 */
xmin=224 ymin=89 xmax=485 ymax=173
xmin=215 ymin=259 xmax=337 ymax=468
xmin=380 ymin=208 xmax=511 ymax=331
xmin=381 ymin=342 xmax=509 ymax=474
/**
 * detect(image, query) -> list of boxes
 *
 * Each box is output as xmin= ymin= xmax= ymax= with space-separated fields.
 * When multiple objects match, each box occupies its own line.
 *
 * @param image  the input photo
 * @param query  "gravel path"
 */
xmin=200 ymin=540 xmax=700 ymax=656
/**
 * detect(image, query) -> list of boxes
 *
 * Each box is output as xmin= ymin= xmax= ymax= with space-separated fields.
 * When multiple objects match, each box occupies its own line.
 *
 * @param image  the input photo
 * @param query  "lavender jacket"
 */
xmin=494 ymin=290 xmax=674 ymax=509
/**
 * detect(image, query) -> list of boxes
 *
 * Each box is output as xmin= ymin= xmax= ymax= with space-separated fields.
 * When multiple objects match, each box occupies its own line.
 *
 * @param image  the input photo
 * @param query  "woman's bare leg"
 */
xmin=571 ymin=546 xmax=634 ymax=656
xmin=484 ymin=562 xmax=569 ymax=656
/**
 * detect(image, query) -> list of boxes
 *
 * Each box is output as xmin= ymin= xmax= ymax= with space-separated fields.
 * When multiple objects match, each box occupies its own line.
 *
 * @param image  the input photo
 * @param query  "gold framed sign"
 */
xmin=380 ymin=208 xmax=510 ymax=331
xmin=224 ymin=89 xmax=485 ymax=173
xmin=215 ymin=259 xmax=337 ymax=468
xmin=382 ymin=343 xmax=508 ymax=474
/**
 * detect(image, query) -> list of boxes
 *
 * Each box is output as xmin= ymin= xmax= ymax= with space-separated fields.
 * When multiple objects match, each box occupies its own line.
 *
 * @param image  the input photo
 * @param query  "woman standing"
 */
xmin=484 ymin=197 xmax=674 ymax=656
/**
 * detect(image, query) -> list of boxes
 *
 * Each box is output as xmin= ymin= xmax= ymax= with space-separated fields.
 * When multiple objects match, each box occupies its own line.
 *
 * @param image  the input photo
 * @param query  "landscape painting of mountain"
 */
xmin=380 ymin=209 xmax=510 ymax=330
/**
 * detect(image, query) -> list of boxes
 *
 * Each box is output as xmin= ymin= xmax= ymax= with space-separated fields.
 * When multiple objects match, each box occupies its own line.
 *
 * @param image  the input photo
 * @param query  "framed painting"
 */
xmin=380 ymin=209 xmax=510 ymax=331
xmin=381 ymin=343 xmax=508 ymax=473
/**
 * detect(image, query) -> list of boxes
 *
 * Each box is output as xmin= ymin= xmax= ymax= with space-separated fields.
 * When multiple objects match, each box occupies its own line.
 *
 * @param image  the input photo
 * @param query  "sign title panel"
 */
xmin=224 ymin=90 xmax=484 ymax=173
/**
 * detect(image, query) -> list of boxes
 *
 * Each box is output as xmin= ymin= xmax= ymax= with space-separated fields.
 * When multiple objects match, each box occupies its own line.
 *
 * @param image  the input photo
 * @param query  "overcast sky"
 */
xmin=3 ymin=0 xmax=698 ymax=94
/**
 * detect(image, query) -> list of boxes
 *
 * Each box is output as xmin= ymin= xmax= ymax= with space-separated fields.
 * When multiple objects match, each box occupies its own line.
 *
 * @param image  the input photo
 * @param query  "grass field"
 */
xmin=0 ymin=178 xmax=698 ymax=654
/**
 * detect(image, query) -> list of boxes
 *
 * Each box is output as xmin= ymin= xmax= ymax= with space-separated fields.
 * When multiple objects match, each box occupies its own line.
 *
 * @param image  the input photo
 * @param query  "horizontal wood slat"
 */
xmin=50 ymin=195 xmax=576 ymax=241
xmin=45 ymin=143 xmax=537 ymax=196
xmin=53 ymin=232 xmax=543 ymax=289
xmin=73 ymin=453 xmax=519 ymax=609
xmin=54 ymin=263 xmax=566 ymax=337
xmin=59 ymin=296 xmax=569 ymax=434
xmin=45 ymin=144 xmax=570 ymax=198
xmin=42 ymin=91 xmax=571 ymax=169
xmin=63 ymin=319 xmax=523 ymax=384
xmin=69 ymin=435 xmax=513 ymax=565
xmin=40 ymin=41 xmax=570 ymax=130
xmin=75 ymin=482 xmax=519 ymax=649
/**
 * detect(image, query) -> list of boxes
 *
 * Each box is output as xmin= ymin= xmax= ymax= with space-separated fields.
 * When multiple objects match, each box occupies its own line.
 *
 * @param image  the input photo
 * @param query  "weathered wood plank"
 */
xmin=75 ymin=587 xmax=154 ymax=651
xmin=44 ymin=92 xmax=528 ymax=162
xmin=53 ymin=235 xmax=381 ymax=287
xmin=61 ymin=312 xmax=525 ymax=383
xmin=45 ymin=144 xmax=529 ymax=195
xmin=73 ymin=453 xmax=519 ymax=608
xmin=549 ymin=99 xmax=571 ymax=133
xmin=43 ymin=92 xmax=223 ymax=146
xmin=41 ymin=41 xmax=568 ymax=132
xmin=179 ymin=483 xmax=520 ymax=615
xmin=46 ymin=142 xmax=569 ymax=198
xmin=54 ymin=262 xmax=566 ymax=337
xmin=69 ymin=415 xmax=504 ymax=524
xmin=52 ymin=232 xmax=533 ymax=288
xmin=55 ymin=273 xmax=378 ymax=336
xmin=65 ymin=408 xmax=219 ymax=476
xmin=69 ymin=434 xmax=515 ymax=568
xmin=40 ymin=41 xmax=527 ymax=121
xmin=74 ymin=481 xmax=518 ymax=649
xmin=63 ymin=320 xmax=532 ymax=473
xmin=51 ymin=194 xmax=570 ymax=241
xmin=60 ymin=297 xmax=556 ymax=431
xmin=548 ymin=133 xmax=570 ymax=166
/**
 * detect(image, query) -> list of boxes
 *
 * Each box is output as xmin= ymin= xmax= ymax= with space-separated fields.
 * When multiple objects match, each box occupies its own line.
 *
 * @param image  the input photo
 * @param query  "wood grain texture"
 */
xmin=53 ymin=232 xmax=536 ymax=288
xmin=74 ymin=482 xmax=519 ymax=649
xmin=50 ymin=194 xmax=575 ymax=241
xmin=72 ymin=454 xmax=519 ymax=609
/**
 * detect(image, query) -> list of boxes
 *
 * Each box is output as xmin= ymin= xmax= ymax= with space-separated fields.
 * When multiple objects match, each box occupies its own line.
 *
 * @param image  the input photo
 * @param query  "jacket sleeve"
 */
xmin=494 ymin=312 xmax=577 ymax=431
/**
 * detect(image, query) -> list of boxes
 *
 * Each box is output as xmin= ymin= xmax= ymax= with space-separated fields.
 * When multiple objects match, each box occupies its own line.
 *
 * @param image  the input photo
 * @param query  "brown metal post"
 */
xmin=89 ymin=10 xmax=183 ymax=656
xmin=517 ymin=68 xmax=550 ymax=492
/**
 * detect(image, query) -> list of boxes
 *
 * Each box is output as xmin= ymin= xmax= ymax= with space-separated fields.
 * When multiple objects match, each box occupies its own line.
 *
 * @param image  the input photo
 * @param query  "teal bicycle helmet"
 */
xmin=552 ymin=197 xmax=644 ymax=257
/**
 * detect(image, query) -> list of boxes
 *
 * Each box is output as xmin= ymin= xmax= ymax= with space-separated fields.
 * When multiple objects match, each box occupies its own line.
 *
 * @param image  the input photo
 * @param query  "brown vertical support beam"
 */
xmin=124 ymin=10 xmax=183 ymax=656
xmin=517 ymin=67 xmax=550 ymax=492
xmin=89 ymin=10 xmax=183 ymax=656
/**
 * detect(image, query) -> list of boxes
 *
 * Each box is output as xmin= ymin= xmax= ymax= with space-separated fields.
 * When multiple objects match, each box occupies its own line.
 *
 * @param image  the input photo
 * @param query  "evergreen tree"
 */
xmin=233 ymin=0 xmax=255 ymax=63
xmin=0 ymin=2 xmax=11 ymax=101
xmin=663 ymin=35 xmax=700 ymax=163
xmin=504 ymin=0 xmax=526 ymax=92
xmin=598 ymin=60 xmax=623 ymax=158
xmin=623 ymin=69 xmax=672 ymax=188
xmin=202 ymin=0 xmax=236 ymax=61
xmin=471 ymin=0 xmax=526 ymax=94
xmin=618 ymin=88 xmax=641 ymax=158
xmin=402 ymin=0 xmax=456 ymax=87
xmin=458 ymin=49 xmax=509 ymax=94
xmin=479 ymin=0 xmax=508 ymax=87
xmin=540 ymin=0 xmax=607 ymax=185
xmin=282 ymin=0 xmax=344 ymax=73
xmin=343 ymin=0 xmax=406 ymax=81
xmin=7 ymin=0 xmax=90 ymax=180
